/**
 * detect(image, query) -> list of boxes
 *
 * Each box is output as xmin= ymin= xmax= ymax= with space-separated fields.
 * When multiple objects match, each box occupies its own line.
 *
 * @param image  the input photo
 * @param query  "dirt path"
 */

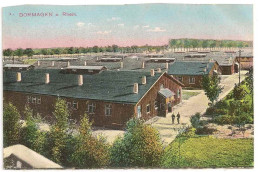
xmin=145 ymin=71 xmax=248 ymax=145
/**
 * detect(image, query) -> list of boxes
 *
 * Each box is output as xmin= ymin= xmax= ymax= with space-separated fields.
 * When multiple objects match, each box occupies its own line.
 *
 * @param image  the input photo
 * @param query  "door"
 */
xmin=168 ymin=103 xmax=172 ymax=113
xmin=137 ymin=105 xmax=141 ymax=118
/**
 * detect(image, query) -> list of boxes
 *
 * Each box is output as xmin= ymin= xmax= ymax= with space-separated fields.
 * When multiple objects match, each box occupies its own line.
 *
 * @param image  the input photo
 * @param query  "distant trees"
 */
xmin=14 ymin=48 xmax=24 ymax=58
xmin=24 ymin=48 xmax=34 ymax=58
xmin=169 ymin=39 xmax=251 ymax=49
xmin=110 ymin=118 xmax=163 ymax=168
xmin=202 ymin=74 xmax=223 ymax=105
xmin=3 ymin=103 xmax=21 ymax=147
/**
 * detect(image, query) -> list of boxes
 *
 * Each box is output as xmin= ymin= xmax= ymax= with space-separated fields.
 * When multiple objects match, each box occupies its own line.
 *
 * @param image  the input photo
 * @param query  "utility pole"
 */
xmin=238 ymin=49 xmax=242 ymax=85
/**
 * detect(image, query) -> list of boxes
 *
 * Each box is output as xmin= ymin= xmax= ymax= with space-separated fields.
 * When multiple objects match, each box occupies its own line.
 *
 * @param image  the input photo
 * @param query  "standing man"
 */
xmin=171 ymin=113 xmax=175 ymax=124
xmin=177 ymin=112 xmax=180 ymax=124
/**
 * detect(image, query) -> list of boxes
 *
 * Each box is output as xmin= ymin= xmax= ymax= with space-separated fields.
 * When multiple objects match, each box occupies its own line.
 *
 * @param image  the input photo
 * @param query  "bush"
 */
xmin=196 ymin=126 xmax=217 ymax=135
xmin=214 ymin=115 xmax=234 ymax=125
xmin=190 ymin=113 xmax=201 ymax=129
xmin=110 ymin=118 xmax=163 ymax=168
xmin=3 ymin=103 xmax=21 ymax=147
xmin=70 ymin=114 xmax=110 ymax=168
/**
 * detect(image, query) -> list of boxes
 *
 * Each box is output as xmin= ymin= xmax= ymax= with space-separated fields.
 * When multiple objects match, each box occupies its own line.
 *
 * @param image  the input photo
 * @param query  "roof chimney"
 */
xmin=78 ymin=75 xmax=83 ymax=86
xmin=204 ymin=67 xmax=207 ymax=72
xmin=17 ymin=72 xmax=21 ymax=82
xmin=37 ymin=61 xmax=40 ymax=66
xmin=45 ymin=73 xmax=50 ymax=84
xmin=133 ymin=83 xmax=138 ymax=94
xmin=120 ymin=61 xmax=124 ymax=68
xmin=142 ymin=61 xmax=145 ymax=69
xmin=51 ymin=61 xmax=55 ymax=67
xmin=150 ymin=69 xmax=155 ymax=76
xmin=67 ymin=61 xmax=70 ymax=67
xmin=165 ymin=62 xmax=169 ymax=69
xmin=142 ymin=76 xmax=146 ymax=85
xmin=157 ymin=68 xmax=161 ymax=73
xmin=84 ymin=61 xmax=87 ymax=66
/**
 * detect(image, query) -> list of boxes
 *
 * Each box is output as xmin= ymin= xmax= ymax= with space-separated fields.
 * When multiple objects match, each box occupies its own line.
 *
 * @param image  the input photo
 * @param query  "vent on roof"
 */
xmin=45 ymin=73 xmax=50 ymax=84
xmin=151 ymin=69 xmax=155 ymax=76
xmin=51 ymin=61 xmax=55 ymax=67
xmin=142 ymin=61 xmax=145 ymax=69
xmin=142 ymin=76 xmax=146 ymax=85
xmin=157 ymin=68 xmax=161 ymax=73
xmin=37 ymin=61 xmax=40 ymax=66
xmin=67 ymin=61 xmax=70 ymax=67
xmin=165 ymin=62 xmax=169 ymax=69
xmin=78 ymin=75 xmax=83 ymax=86
xmin=84 ymin=61 xmax=87 ymax=66
xmin=133 ymin=83 xmax=138 ymax=94
xmin=17 ymin=72 xmax=21 ymax=82
xmin=120 ymin=62 xmax=124 ymax=68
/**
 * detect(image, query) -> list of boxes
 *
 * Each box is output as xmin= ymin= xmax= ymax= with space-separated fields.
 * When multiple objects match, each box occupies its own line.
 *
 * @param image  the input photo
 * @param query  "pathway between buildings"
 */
xmin=145 ymin=70 xmax=248 ymax=145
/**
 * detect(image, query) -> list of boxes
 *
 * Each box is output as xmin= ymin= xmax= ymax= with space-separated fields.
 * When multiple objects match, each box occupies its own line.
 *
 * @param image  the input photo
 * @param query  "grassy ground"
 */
xmin=182 ymin=91 xmax=201 ymax=100
xmin=23 ymin=59 xmax=38 ymax=65
xmin=162 ymin=136 xmax=254 ymax=168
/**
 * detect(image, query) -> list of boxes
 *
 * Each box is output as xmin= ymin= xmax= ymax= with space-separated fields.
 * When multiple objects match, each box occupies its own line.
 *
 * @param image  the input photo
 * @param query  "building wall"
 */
xmin=172 ymin=75 xmax=203 ymax=88
xmin=235 ymin=57 xmax=253 ymax=70
xmin=3 ymin=91 xmax=134 ymax=129
xmin=134 ymin=73 xmax=182 ymax=120
xmin=221 ymin=65 xmax=234 ymax=75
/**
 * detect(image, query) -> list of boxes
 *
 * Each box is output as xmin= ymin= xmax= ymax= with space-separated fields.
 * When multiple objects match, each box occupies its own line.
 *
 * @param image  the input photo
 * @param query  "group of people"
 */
xmin=171 ymin=112 xmax=181 ymax=124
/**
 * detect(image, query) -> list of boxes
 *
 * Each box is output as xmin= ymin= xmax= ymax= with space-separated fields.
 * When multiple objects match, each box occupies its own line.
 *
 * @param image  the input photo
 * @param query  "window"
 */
xmin=67 ymin=102 xmax=71 ymax=108
xmin=27 ymin=96 xmax=31 ymax=103
xmin=88 ymin=103 xmax=96 ymax=114
xmin=105 ymin=104 xmax=112 ymax=116
xmin=72 ymin=101 xmax=78 ymax=110
xmin=160 ymin=84 xmax=164 ymax=89
xmin=189 ymin=77 xmax=195 ymax=84
xmin=154 ymin=101 xmax=158 ymax=110
xmin=16 ymin=161 xmax=22 ymax=168
xmin=32 ymin=96 xmax=37 ymax=104
xmin=146 ymin=104 xmax=151 ymax=113
xmin=137 ymin=105 xmax=141 ymax=118
xmin=178 ymin=76 xmax=183 ymax=82
xmin=177 ymin=89 xmax=181 ymax=98
xmin=37 ymin=97 xmax=41 ymax=104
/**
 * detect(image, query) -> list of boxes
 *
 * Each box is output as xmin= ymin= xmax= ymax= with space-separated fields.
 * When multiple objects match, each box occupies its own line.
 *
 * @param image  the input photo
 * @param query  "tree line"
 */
xmin=2 ymin=45 xmax=168 ymax=58
xmin=169 ymin=39 xmax=252 ymax=49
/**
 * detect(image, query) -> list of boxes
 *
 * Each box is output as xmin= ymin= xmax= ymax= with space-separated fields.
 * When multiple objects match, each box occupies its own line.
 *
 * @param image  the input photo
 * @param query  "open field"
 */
xmin=162 ymin=136 xmax=254 ymax=168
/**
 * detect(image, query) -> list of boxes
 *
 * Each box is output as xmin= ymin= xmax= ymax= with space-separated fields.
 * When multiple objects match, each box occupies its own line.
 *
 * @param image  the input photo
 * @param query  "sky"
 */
xmin=2 ymin=4 xmax=253 ymax=49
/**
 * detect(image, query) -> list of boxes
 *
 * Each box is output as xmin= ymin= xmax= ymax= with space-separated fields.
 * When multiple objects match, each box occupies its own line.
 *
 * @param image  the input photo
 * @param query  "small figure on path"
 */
xmin=177 ymin=112 xmax=180 ymax=124
xmin=171 ymin=113 xmax=175 ymax=124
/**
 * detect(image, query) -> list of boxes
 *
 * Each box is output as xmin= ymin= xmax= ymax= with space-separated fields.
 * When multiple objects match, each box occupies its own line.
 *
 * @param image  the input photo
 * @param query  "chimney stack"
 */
xmin=51 ymin=61 xmax=55 ymax=67
xmin=142 ymin=61 xmax=145 ymax=69
xmin=150 ymin=69 xmax=155 ymax=76
xmin=67 ymin=61 xmax=70 ymax=67
xmin=37 ymin=61 xmax=40 ymax=66
xmin=84 ymin=61 xmax=87 ymax=66
xmin=133 ymin=83 xmax=138 ymax=94
xmin=120 ymin=61 xmax=124 ymax=68
xmin=45 ymin=73 xmax=50 ymax=84
xmin=78 ymin=75 xmax=83 ymax=86
xmin=17 ymin=72 xmax=21 ymax=82
xmin=157 ymin=68 xmax=161 ymax=73
xmin=165 ymin=62 xmax=169 ymax=69
xmin=142 ymin=76 xmax=146 ymax=85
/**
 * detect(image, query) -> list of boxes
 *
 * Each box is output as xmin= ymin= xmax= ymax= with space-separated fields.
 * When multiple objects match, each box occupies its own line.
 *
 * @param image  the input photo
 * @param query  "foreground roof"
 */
xmin=4 ymin=144 xmax=62 ymax=169
xmin=4 ymin=64 xmax=32 ymax=68
xmin=4 ymin=69 xmax=165 ymax=104
xmin=158 ymin=88 xmax=175 ymax=98
xmin=168 ymin=61 xmax=215 ymax=76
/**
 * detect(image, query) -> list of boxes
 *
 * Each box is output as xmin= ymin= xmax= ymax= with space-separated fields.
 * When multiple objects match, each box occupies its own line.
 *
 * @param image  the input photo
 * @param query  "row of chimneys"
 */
xmin=16 ymin=68 xmax=157 ymax=94
xmin=16 ymin=72 xmax=83 ymax=86
xmin=37 ymin=61 xmax=169 ymax=70
xmin=37 ymin=61 xmax=88 ymax=67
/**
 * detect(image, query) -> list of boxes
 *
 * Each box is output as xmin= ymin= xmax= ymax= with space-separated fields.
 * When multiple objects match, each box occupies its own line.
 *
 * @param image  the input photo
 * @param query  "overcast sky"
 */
xmin=2 ymin=4 xmax=253 ymax=49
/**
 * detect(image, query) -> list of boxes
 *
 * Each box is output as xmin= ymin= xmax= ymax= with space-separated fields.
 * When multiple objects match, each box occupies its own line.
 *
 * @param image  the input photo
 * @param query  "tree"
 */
xmin=3 ymin=48 xmax=13 ymax=57
xmin=48 ymin=98 xmax=70 ymax=164
xmin=24 ymin=48 xmax=34 ymax=58
xmin=92 ymin=46 xmax=100 ymax=53
xmin=110 ymin=118 xmax=163 ymax=167
xmin=3 ymin=103 xmax=21 ymax=147
xmin=14 ymin=48 xmax=24 ymax=58
xmin=70 ymin=114 xmax=110 ymax=168
xmin=202 ymin=74 xmax=223 ymax=105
